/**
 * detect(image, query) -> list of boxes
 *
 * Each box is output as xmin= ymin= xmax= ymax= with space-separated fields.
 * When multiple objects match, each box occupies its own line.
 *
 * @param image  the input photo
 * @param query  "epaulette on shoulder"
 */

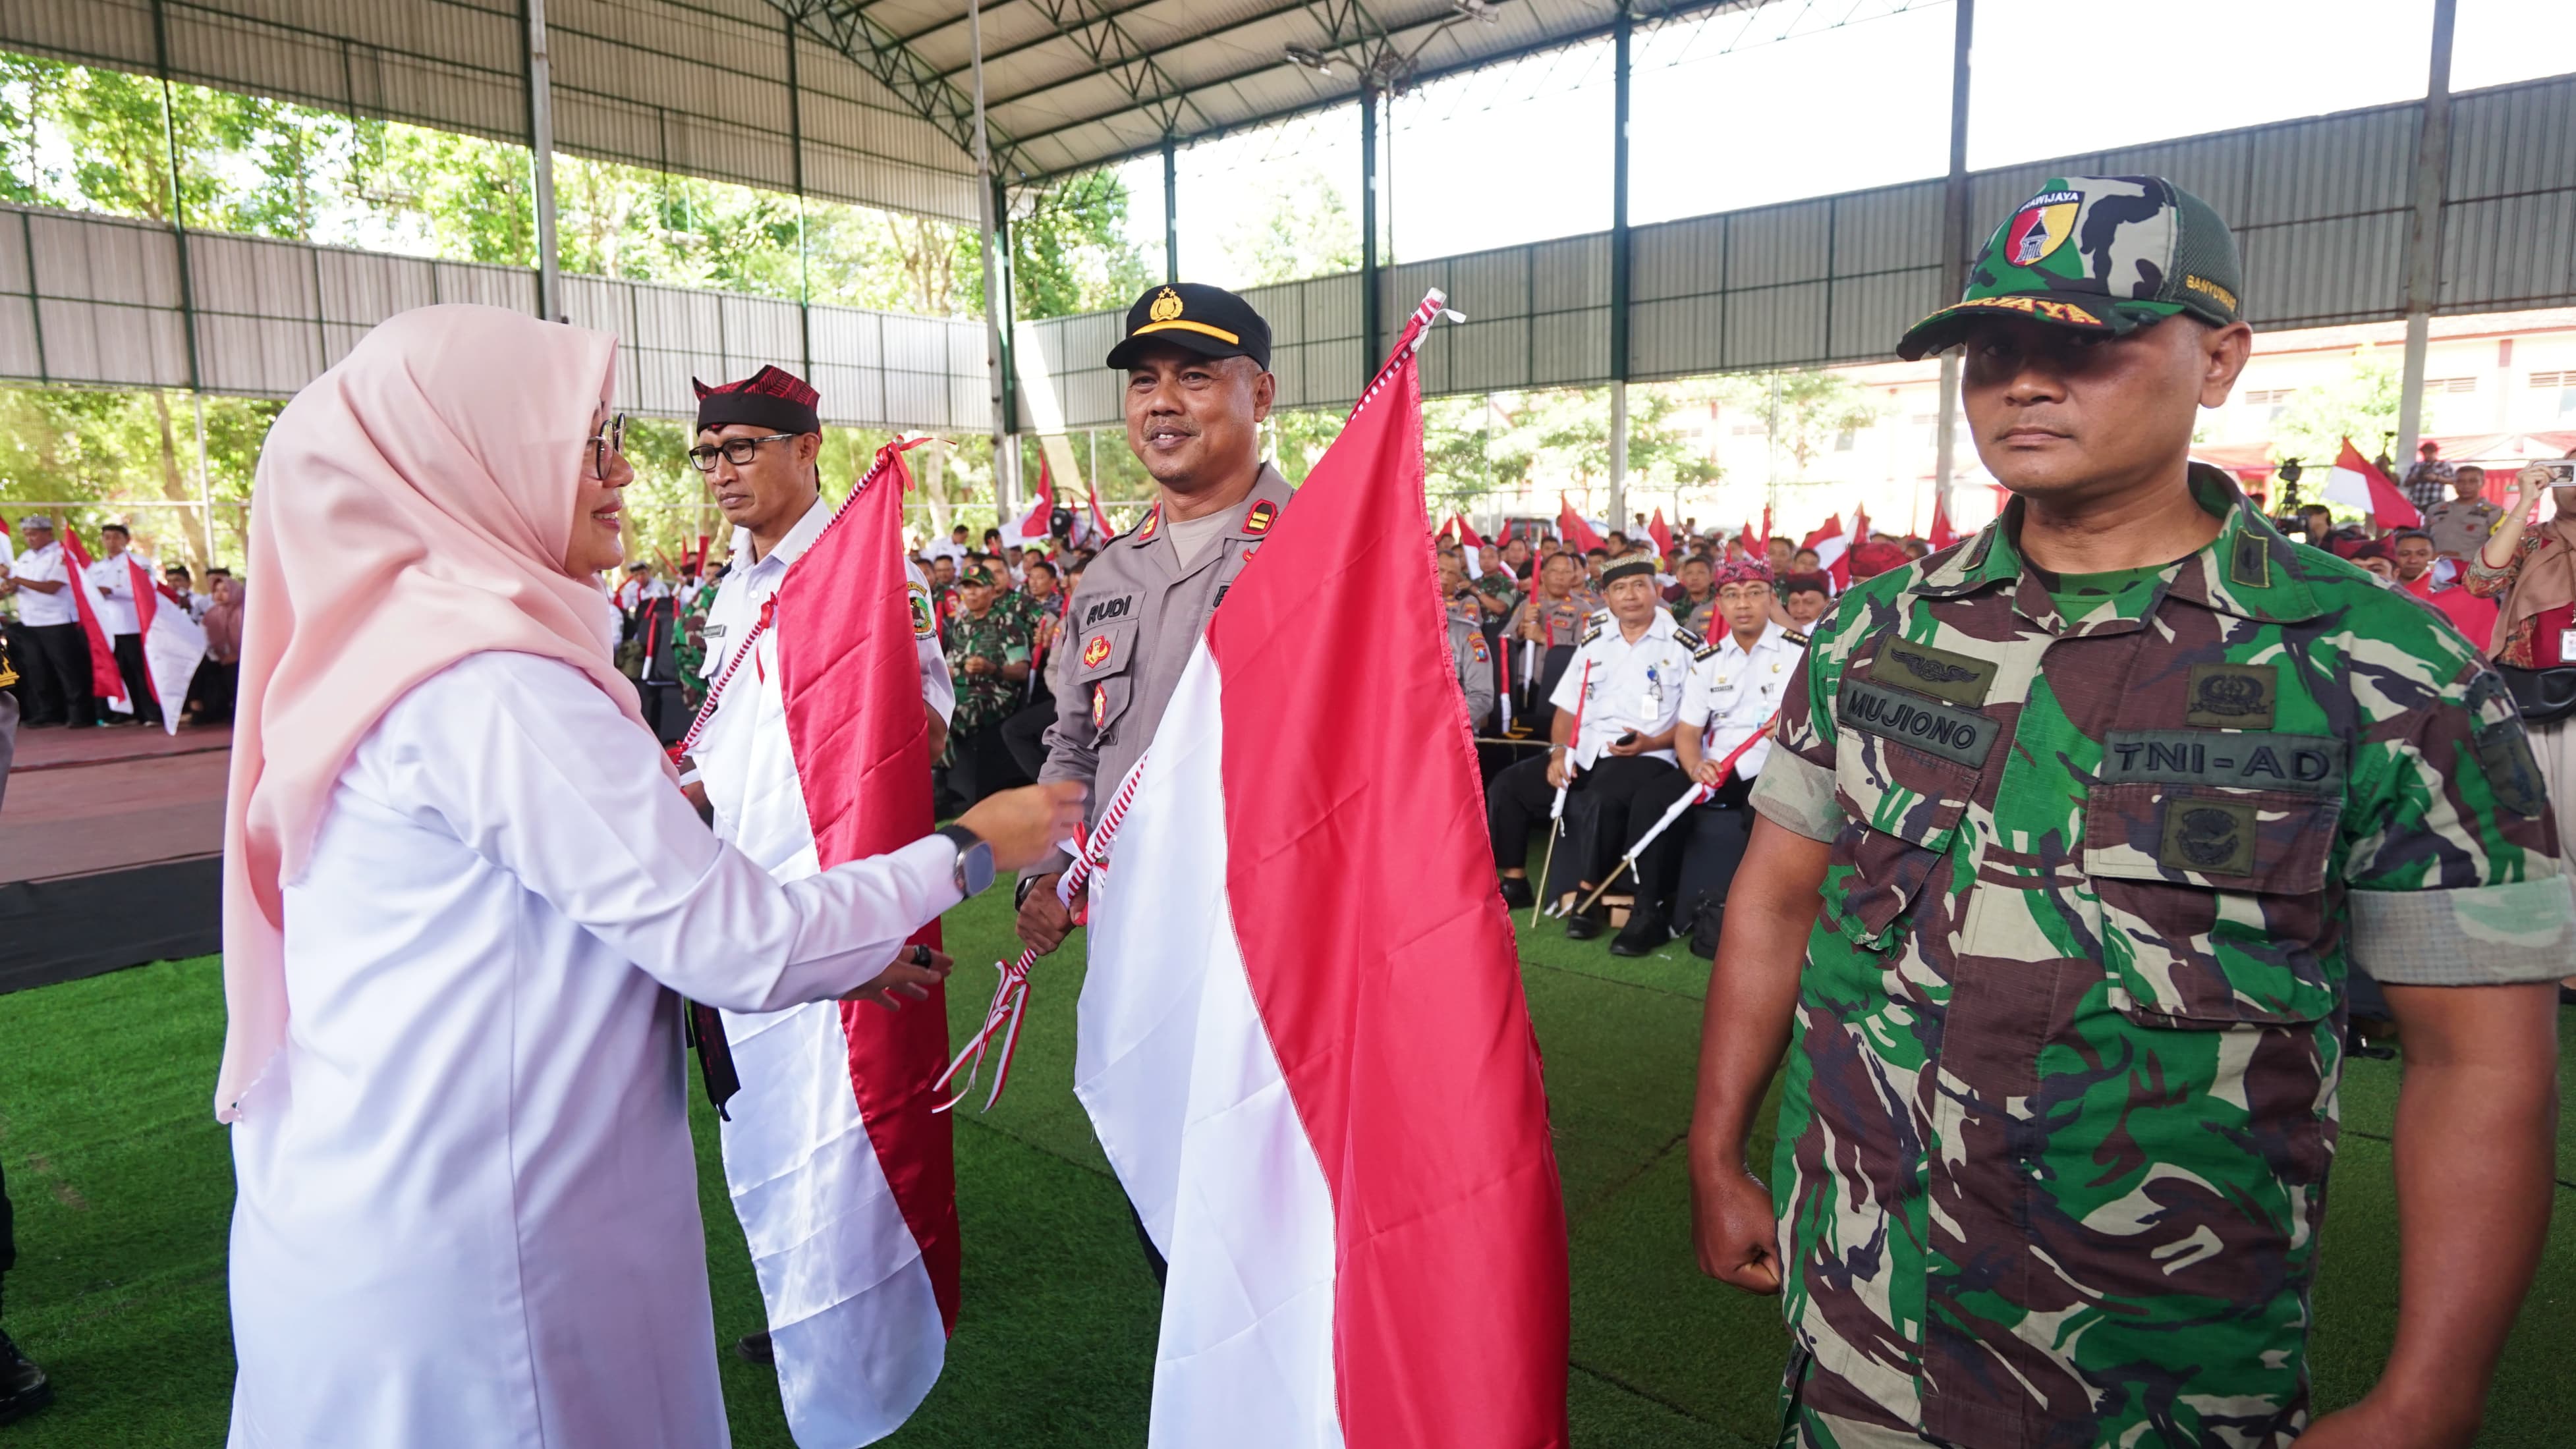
xmin=1692 ymin=640 xmax=1720 ymax=662
xmin=1673 ymin=624 xmax=1705 ymax=650
xmin=1578 ymin=613 xmax=1606 ymax=645
xmin=1783 ymin=628 xmax=1811 ymax=647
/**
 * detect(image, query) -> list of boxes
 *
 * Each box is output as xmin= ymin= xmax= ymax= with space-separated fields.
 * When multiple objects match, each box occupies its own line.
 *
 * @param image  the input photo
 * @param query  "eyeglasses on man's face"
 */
xmin=686 ymin=433 xmax=797 ymax=473
xmin=590 ymin=412 xmax=627 ymax=481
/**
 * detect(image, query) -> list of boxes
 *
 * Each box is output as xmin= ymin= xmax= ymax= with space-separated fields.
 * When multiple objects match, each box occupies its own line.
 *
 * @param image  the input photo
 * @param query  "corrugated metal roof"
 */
xmin=1 ymin=0 xmax=1761 ymax=224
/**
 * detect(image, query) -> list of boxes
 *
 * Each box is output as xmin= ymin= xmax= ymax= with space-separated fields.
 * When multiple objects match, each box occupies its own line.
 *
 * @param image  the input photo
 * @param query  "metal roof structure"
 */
xmin=0 ymin=0 xmax=1747 ymax=229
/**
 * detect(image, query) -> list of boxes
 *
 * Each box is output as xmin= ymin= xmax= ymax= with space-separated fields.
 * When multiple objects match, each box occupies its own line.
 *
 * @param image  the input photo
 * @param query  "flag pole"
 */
xmin=1570 ymin=714 xmax=1778 ymax=917
xmin=1530 ymin=657 xmax=1591 ymax=927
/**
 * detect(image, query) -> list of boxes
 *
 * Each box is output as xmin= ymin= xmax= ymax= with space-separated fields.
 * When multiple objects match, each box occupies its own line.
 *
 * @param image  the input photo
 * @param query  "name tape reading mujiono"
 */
xmin=1835 ymin=676 xmax=1999 ymax=769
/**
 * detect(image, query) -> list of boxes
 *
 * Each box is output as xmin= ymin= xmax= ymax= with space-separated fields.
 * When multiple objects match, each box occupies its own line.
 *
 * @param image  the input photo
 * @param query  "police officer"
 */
xmin=1615 ymin=559 xmax=1801 ymax=958
xmin=1017 ymin=283 xmax=1287 ymax=955
xmin=1438 ymin=550 xmax=1497 ymax=732
xmin=1691 ymin=175 xmax=2571 ymax=1449
xmin=1486 ymin=556 xmax=1695 ymax=938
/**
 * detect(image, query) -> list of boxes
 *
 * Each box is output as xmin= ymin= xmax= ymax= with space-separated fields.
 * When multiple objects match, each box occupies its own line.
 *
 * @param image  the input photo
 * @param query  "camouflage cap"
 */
xmin=1897 ymin=174 xmax=2244 ymax=360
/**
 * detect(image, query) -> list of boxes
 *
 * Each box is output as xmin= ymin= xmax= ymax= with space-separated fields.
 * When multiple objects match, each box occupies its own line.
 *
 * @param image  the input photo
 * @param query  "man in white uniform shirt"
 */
xmin=1486 ymin=555 xmax=1698 ymax=938
xmin=0 ymin=517 xmax=90 ymax=728
xmin=1618 ymin=559 xmax=1806 ymax=956
xmin=84 ymin=524 xmax=157 ymax=726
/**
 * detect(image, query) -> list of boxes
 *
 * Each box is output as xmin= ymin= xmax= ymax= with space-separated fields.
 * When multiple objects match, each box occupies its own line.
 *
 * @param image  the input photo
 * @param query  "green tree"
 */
xmin=1226 ymin=165 xmax=1358 ymax=286
xmin=1722 ymin=368 xmax=1883 ymax=474
xmin=2274 ymin=350 xmax=2401 ymax=479
xmin=1011 ymin=170 xmax=1154 ymax=321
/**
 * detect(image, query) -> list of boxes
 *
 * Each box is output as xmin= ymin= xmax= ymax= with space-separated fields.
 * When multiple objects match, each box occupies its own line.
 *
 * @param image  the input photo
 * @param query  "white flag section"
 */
xmin=132 ymin=556 xmax=204 ymax=734
xmin=1079 ymin=661 xmax=1343 ymax=1448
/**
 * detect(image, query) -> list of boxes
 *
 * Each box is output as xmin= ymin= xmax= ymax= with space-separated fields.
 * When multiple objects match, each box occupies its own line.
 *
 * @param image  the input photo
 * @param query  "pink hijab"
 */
xmin=216 ymin=304 xmax=653 ymax=1121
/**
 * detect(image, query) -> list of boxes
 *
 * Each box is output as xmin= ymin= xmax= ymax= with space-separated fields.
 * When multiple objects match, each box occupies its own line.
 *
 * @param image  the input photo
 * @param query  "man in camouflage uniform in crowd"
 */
xmin=1691 ymin=175 xmax=2571 ymax=1449
xmin=942 ymin=568 xmax=1033 ymax=804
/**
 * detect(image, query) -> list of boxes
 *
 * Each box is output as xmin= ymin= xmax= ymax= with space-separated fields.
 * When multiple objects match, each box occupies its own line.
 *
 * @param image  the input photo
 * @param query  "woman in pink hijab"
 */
xmin=217 ymin=306 xmax=1078 ymax=1449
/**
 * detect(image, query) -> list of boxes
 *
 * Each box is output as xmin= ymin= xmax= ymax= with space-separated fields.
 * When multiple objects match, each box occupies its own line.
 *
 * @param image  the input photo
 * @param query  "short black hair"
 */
xmin=2392 ymin=529 xmax=2434 ymax=546
xmin=1782 ymin=576 xmax=1830 ymax=599
xmin=1540 ymin=551 xmax=1579 ymax=571
xmin=1025 ymin=559 xmax=1056 ymax=578
xmin=100 ymin=522 xmax=130 ymax=536
xmin=1584 ymin=547 xmax=1608 ymax=560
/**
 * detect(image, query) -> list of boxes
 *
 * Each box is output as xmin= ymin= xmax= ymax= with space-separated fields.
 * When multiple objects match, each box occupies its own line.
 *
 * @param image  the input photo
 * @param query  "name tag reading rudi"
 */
xmin=2100 ymin=729 xmax=2344 ymax=794
xmin=1837 ymin=676 xmax=1998 ymax=768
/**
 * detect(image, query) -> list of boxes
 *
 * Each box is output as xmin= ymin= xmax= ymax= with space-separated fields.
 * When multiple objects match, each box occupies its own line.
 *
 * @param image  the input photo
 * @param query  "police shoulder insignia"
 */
xmin=2185 ymin=662 xmax=2277 ymax=729
xmin=1579 ymin=619 xmax=1605 ymax=645
xmin=1783 ymin=629 xmax=1811 ymax=647
xmin=1673 ymin=626 xmax=1704 ymax=651
xmin=1243 ymin=499 xmax=1277 ymax=535
xmin=906 ymin=578 xmax=936 ymax=640
xmin=1133 ymin=505 xmax=1162 ymax=544
xmin=1693 ymin=642 xmax=1720 ymax=662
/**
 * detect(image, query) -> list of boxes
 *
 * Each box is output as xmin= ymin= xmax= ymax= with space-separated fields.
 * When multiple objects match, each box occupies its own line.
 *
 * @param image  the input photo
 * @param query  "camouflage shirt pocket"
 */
xmin=2083 ymin=775 xmax=2341 ymax=1028
xmin=1824 ymin=723 xmax=1976 ymax=952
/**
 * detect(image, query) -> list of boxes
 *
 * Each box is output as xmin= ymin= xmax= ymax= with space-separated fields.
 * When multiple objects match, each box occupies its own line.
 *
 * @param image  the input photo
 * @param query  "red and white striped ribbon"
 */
xmin=932 ymin=749 xmax=1152 ymax=1114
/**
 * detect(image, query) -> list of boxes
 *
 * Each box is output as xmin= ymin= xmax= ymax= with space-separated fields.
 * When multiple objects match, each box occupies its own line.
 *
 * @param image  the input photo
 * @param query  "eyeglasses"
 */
xmin=687 ymin=433 xmax=796 ymax=472
xmin=590 ymin=412 xmax=627 ymax=481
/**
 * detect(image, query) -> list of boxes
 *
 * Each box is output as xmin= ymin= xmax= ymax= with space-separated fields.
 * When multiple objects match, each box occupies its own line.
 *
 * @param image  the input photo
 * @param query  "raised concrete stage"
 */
xmin=1 ymin=724 xmax=229 ymax=993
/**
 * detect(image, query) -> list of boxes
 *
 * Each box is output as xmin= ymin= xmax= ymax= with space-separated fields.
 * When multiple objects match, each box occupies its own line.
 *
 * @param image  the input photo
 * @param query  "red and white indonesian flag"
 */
xmin=132 ymin=555 xmax=205 ymax=734
xmin=57 ymin=528 xmax=133 ymax=716
xmin=701 ymin=440 xmax=957 ymax=1448
xmin=1079 ymin=292 xmax=1571 ymax=1448
xmin=1011 ymin=453 xmax=1058 ymax=543
xmin=1801 ymin=514 xmax=1851 ymax=589
xmin=2320 ymin=437 xmax=2421 ymax=530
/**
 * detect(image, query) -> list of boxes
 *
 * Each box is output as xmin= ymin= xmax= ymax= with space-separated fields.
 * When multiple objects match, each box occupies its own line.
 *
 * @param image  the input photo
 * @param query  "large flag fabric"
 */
xmin=1078 ymin=294 xmax=1570 ymax=1448
xmin=0 ymin=514 xmax=13 ymax=568
xmin=2321 ymin=437 xmax=2420 ymax=530
xmin=1086 ymin=487 xmax=1114 ymax=546
xmin=131 ymin=555 xmax=205 ymax=735
xmin=1557 ymin=497 xmax=1604 ymax=553
xmin=56 ymin=528 xmax=131 ymax=713
xmin=710 ymin=439 xmax=957 ymax=1448
xmin=1455 ymin=514 xmax=1486 ymax=551
xmin=1646 ymin=508 xmax=1673 ymax=557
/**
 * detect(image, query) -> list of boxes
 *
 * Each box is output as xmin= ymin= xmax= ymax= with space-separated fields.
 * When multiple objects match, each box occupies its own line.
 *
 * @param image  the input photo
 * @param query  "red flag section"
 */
xmin=1455 ymin=515 xmax=1486 ymax=551
xmin=1646 ymin=508 xmax=1673 ymax=557
xmin=1556 ymin=499 xmax=1604 ymax=553
xmin=1928 ymin=488 xmax=1959 ymax=549
xmin=773 ymin=436 xmax=960 ymax=1333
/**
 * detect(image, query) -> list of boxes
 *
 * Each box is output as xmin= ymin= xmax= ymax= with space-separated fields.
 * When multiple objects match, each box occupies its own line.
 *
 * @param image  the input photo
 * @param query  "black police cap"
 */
xmin=1105 ymin=283 xmax=1272 ymax=372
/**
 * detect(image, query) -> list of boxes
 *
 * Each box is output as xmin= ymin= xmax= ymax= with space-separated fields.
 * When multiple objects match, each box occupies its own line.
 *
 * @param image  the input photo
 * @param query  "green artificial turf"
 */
xmin=1 ymin=884 xmax=2571 ymax=1446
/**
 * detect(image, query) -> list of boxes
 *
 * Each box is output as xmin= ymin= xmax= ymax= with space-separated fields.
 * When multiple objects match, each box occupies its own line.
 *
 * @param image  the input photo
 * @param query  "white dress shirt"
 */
xmin=11 ymin=541 xmax=75 ymax=626
xmin=1679 ymin=620 xmax=1803 ymax=781
xmin=700 ymin=496 xmax=954 ymax=724
xmin=225 ymin=651 xmax=963 ymax=1449
xmin=1548 ymin=607 xmax=1697 ymax=766
xmin=86 ymin=553 xmax=140 ymax=635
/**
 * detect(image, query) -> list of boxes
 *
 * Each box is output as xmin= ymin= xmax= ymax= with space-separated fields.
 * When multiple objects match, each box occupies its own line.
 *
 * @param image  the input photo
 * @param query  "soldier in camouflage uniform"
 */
xmin=943 ymin=570 xmax=1033 ymax=804
xmin=1692 ymin=176 xmax=2573 ymax=1449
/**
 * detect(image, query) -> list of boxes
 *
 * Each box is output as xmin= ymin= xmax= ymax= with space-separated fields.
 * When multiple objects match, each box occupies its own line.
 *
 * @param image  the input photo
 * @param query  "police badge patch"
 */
xmin=1091 ymin=682 xmax=1108 ymax=730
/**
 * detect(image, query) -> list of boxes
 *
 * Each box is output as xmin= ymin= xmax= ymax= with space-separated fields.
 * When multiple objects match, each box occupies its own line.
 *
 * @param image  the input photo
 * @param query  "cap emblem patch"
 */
xmin=2007 ymin=190 xmax=2081 ymax=267
xmin=1149 ymin=287 xmax=1184 ymax=323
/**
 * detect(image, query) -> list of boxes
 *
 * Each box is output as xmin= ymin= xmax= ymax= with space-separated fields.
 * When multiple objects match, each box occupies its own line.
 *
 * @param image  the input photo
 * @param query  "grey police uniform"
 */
xmin=1030 ymin=464 xmax=1295 ymax=881
xmin=1448 ymin=607 xmax=1497 ymax=730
